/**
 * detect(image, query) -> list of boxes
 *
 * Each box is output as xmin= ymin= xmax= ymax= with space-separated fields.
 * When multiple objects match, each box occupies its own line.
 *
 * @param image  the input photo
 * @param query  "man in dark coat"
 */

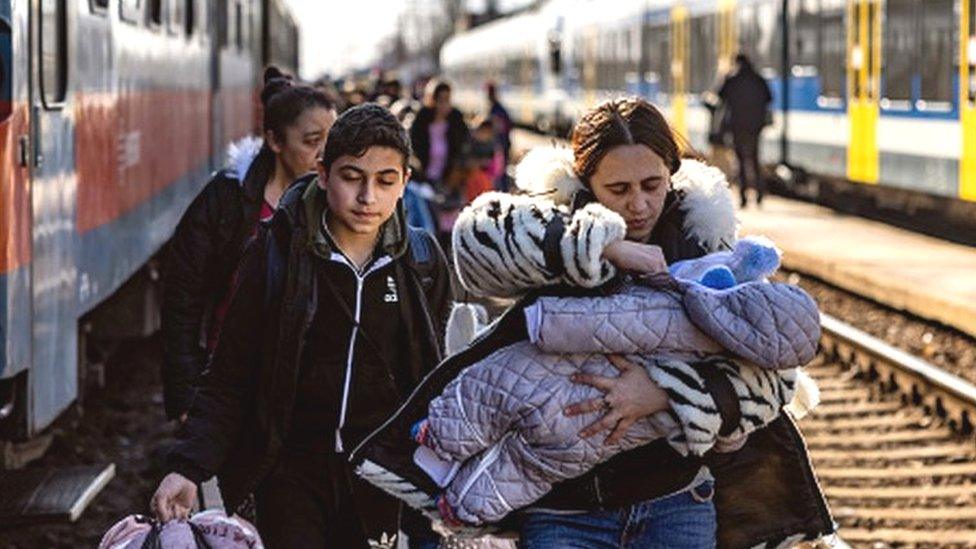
xmin=719 ymin=54 xmax=773 ymax=208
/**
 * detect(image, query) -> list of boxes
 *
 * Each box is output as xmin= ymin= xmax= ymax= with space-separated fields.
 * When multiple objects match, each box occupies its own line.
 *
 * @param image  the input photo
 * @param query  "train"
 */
xmin=442 ymin=0 xmax=976 ymax=243
xmin=0 ymin=0 xmax=299 ymax=448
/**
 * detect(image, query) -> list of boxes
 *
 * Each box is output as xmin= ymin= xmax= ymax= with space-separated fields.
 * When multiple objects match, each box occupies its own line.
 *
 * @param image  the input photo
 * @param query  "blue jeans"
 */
xmin=517 ymin=480 xmax=717 ymax=549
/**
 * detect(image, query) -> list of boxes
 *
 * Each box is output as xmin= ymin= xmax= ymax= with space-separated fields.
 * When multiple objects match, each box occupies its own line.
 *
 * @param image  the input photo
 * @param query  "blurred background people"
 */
xmin=719 ymin=54 xmax=772 ymax=208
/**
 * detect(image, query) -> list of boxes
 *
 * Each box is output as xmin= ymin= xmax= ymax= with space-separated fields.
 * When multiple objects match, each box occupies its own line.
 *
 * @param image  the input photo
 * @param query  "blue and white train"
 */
xmin=442 ymin=0 xmax=976 ymax=241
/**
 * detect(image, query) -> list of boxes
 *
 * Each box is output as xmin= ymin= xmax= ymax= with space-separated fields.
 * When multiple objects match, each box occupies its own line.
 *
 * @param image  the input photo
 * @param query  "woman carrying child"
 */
xmin=353 ymin=97 xmax=833 ymax=548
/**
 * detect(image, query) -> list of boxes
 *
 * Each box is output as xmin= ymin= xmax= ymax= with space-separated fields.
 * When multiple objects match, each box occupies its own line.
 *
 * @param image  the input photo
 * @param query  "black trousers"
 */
xmin=733 ymin=131 xmax=764 ymax=205
xmin=255 ymin=449 xmax=435 ymax=548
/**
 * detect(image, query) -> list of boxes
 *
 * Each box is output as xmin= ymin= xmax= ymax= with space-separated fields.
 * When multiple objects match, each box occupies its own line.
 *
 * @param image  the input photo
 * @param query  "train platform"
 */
xmin=736 ymin=195 xmax=976 ymax=339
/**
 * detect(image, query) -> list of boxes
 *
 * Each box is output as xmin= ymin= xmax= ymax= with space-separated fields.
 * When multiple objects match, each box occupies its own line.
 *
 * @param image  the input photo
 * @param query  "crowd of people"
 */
xmin=145 ymin=63 xmax=829 ymax=549
xmin=311 ymin=73 xmax=513 ymax=244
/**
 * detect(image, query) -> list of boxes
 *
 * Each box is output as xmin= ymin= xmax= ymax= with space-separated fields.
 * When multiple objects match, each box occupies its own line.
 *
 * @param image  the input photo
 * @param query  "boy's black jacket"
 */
xmin=168 ymin=175 xmax=452 ymax=522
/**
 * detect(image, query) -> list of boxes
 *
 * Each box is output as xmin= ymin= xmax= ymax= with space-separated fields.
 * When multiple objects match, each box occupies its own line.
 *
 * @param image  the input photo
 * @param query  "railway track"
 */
xmin=798 ymin=314 xmax=976 ymax=547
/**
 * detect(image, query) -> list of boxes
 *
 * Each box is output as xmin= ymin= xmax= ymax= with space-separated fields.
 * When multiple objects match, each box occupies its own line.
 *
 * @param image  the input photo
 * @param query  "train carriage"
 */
xmin=0 ymin=0 xmax=298 ymax=450
xmin=442 ymin=0 xmax=976 ymax=242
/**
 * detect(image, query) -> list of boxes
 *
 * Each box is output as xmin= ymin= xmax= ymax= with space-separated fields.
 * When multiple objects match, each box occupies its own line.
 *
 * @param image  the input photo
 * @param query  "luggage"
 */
xmin=98 ymin=510 xmax=263 ymax=549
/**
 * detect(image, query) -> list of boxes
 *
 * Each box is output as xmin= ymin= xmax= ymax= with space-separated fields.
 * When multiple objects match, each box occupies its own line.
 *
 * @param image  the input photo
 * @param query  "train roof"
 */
xmin=441 ymin=10 xmax=544 ymax=65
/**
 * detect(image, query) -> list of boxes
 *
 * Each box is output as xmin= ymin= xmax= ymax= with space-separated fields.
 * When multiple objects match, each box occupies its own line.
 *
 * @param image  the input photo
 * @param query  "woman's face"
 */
xmin=434 ymin=90 xmax=452 ymax=118
xmin=588 ymin=144 xmax=669 ymax=242
xmin=268 ymin=107 xmax=337 ymax=181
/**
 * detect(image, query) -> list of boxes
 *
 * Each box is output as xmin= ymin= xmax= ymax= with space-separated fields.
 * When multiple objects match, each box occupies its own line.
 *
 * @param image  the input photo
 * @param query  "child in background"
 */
xmin=466 ymin=118 xmax=504 ymax=202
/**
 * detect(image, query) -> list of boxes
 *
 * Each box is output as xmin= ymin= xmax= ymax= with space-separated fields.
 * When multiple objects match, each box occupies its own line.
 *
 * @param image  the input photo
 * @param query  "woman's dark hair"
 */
xmin=423 ymin=78 xmax=452 ymax=107
xmin=261 ymin=66 xmax=335 ymax=143
xmin=320 ymin=103 xmax=412 ymax=172
xmin=571 ymin=97 xmax=689 ymax=183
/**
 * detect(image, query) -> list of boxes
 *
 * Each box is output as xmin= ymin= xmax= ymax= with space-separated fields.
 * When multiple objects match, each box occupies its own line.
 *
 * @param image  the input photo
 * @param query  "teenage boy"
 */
xmin=151 ymin=104 xmax=451 ymax=548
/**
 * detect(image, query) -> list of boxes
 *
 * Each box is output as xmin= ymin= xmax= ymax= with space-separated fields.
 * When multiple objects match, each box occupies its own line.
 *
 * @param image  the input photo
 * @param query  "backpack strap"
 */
xmin=406 ymin=227 xmax=436 ymax=290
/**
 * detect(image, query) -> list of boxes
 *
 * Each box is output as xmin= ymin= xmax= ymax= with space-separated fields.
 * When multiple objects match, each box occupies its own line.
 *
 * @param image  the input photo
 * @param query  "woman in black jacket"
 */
xmin=409 ymin=79 xmax=470 ymax=185
xmin=353 ymin=98 xmax=833 ymax=548
xmin=161 ymin=67 xmax=335 ymax=421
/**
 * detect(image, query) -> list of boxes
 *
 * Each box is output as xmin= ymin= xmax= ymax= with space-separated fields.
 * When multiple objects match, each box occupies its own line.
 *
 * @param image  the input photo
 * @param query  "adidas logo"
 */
xmin=384 ymin=275 xmax=399 ymax=303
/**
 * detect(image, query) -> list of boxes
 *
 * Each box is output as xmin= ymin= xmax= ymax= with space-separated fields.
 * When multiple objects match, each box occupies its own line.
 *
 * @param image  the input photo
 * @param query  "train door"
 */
xmin=962 ymin=0 xmax=976 ymax=201
xmin=28 ymin=0 xmax=77 ymax=434
xmin=846 ymin=0 xmax=880 ymax=184
xmin=670 ymin=5 xmax=688 ymax=137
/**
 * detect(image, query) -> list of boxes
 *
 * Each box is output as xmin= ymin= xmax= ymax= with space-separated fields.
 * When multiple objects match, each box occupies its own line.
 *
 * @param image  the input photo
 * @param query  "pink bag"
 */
xmin=98 ymin=511 xmax=263 ymax=549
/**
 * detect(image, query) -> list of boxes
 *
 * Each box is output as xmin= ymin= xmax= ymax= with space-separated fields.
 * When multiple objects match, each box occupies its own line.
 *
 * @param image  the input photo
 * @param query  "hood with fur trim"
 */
xmin=513 ymin=145 xmax=739 ymax=251
xmin=224 ymin=136 xmax=264 ymax=183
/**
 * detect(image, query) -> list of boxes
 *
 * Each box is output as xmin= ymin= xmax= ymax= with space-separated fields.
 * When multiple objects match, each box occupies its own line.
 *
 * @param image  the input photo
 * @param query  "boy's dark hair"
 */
xmin=320 ymin=103 xmax=412 ymax=172
xmin=262 ymin=66 xmax=335 ymax=142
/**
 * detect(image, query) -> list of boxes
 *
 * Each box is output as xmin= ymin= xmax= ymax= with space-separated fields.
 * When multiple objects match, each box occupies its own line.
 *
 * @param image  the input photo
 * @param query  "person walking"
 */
xmin=162 ymin=67 xmax=335 ymax=422
xmin=152 ymin=104 xmax=452 ymax=548
xmin=353 ymin=97 xmax=833 ymax=549
xmin=719 ymin=54 xmax=772 ymax=208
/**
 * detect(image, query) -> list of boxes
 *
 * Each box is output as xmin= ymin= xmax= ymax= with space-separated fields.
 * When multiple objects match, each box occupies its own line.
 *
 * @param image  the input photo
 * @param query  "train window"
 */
xmin=644 ymin=22 xmax=670 ymax=94
xmin=217 ymin=0 xmax=229 ymax=48
xmin=40 ymin=0 xmax=67 ymax=106
xmin=755 ymin=1 xmax=781 ymax=77
xmin=791 ymin=0 xmax=819 ymax=70
xmin=120 ymin=0 xmax=143 ymax=24
xmin=185 ymin=0 xmax=195 ymax=37
xmin=90 ymin=0 xmax=109 ymax=14
xmin=688 ymin=14 xmax=717 ymax=94
xmin=148 ymin=0 xmax=163 ymax=27
xmin=0 ymin=19 xmax=11 ymax=122
xmin=235 ymin=1 xmax=244 ymax=50
xmin=969 ymin=0 xmax=976 ymax=104
xmin=738 ymin=3 xmax=761 ymax=62
xmin=883 ymin=0 xmax=916 ymax=103
xmin=818 ymin=0 xmax=845 ymax=98
xmin=168 ymin=0 xmax=183 ymax=35
xmin=919 ymin=0 xmax=955 ymax=106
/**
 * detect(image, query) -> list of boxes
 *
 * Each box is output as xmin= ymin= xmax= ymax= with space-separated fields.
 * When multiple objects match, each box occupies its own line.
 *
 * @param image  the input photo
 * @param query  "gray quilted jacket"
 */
xmin=421 ymin=280 xmax=819 ymax=525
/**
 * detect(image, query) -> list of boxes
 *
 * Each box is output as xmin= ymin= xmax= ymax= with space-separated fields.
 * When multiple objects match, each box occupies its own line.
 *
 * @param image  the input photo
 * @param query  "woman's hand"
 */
xmin=564 ymin=355 xmax=670 ymax=445
xmin=602 ymin=241 xmax=667 ymax=276
xmin=151 ymin=472 xmax=198 ymax=522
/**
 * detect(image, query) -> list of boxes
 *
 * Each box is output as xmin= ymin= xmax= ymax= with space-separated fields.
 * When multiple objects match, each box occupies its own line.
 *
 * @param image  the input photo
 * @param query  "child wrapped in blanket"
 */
xmin=410 ymin=235 xmax=822 ymax=526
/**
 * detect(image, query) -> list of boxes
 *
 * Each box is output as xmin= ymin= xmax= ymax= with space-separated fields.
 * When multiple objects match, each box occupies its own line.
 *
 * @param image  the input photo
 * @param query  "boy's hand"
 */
xmin=151 ymin=472 xmax=198 ymax=522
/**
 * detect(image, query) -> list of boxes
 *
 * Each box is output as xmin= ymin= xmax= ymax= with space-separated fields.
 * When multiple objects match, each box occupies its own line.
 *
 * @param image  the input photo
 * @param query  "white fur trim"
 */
xmin=785 ymin=369 xmax=820 ymax=420
xmin=225 ymin=136 xmax=264 ymax=182
xmin=671 ymin=159 xmax=739 ymax=252
xmin=514 ymin=145 xmax=582 ymax=205
xmin=560 ymin=202 xmax=626 ymax=287
xmin=445 ymin=303 xmax=489 ymax=356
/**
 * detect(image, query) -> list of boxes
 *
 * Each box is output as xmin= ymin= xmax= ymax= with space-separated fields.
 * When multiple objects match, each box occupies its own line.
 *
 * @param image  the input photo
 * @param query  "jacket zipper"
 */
xmin=333 ymin=253 xmax=392 ymax=453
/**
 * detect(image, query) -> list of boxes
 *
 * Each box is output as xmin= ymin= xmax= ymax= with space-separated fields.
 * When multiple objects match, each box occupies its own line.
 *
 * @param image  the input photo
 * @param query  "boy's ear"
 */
xmin=316 ymin=161 xmax=328 ymax=190
xmin=403 ymin=168 xmax=412 ymax=185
